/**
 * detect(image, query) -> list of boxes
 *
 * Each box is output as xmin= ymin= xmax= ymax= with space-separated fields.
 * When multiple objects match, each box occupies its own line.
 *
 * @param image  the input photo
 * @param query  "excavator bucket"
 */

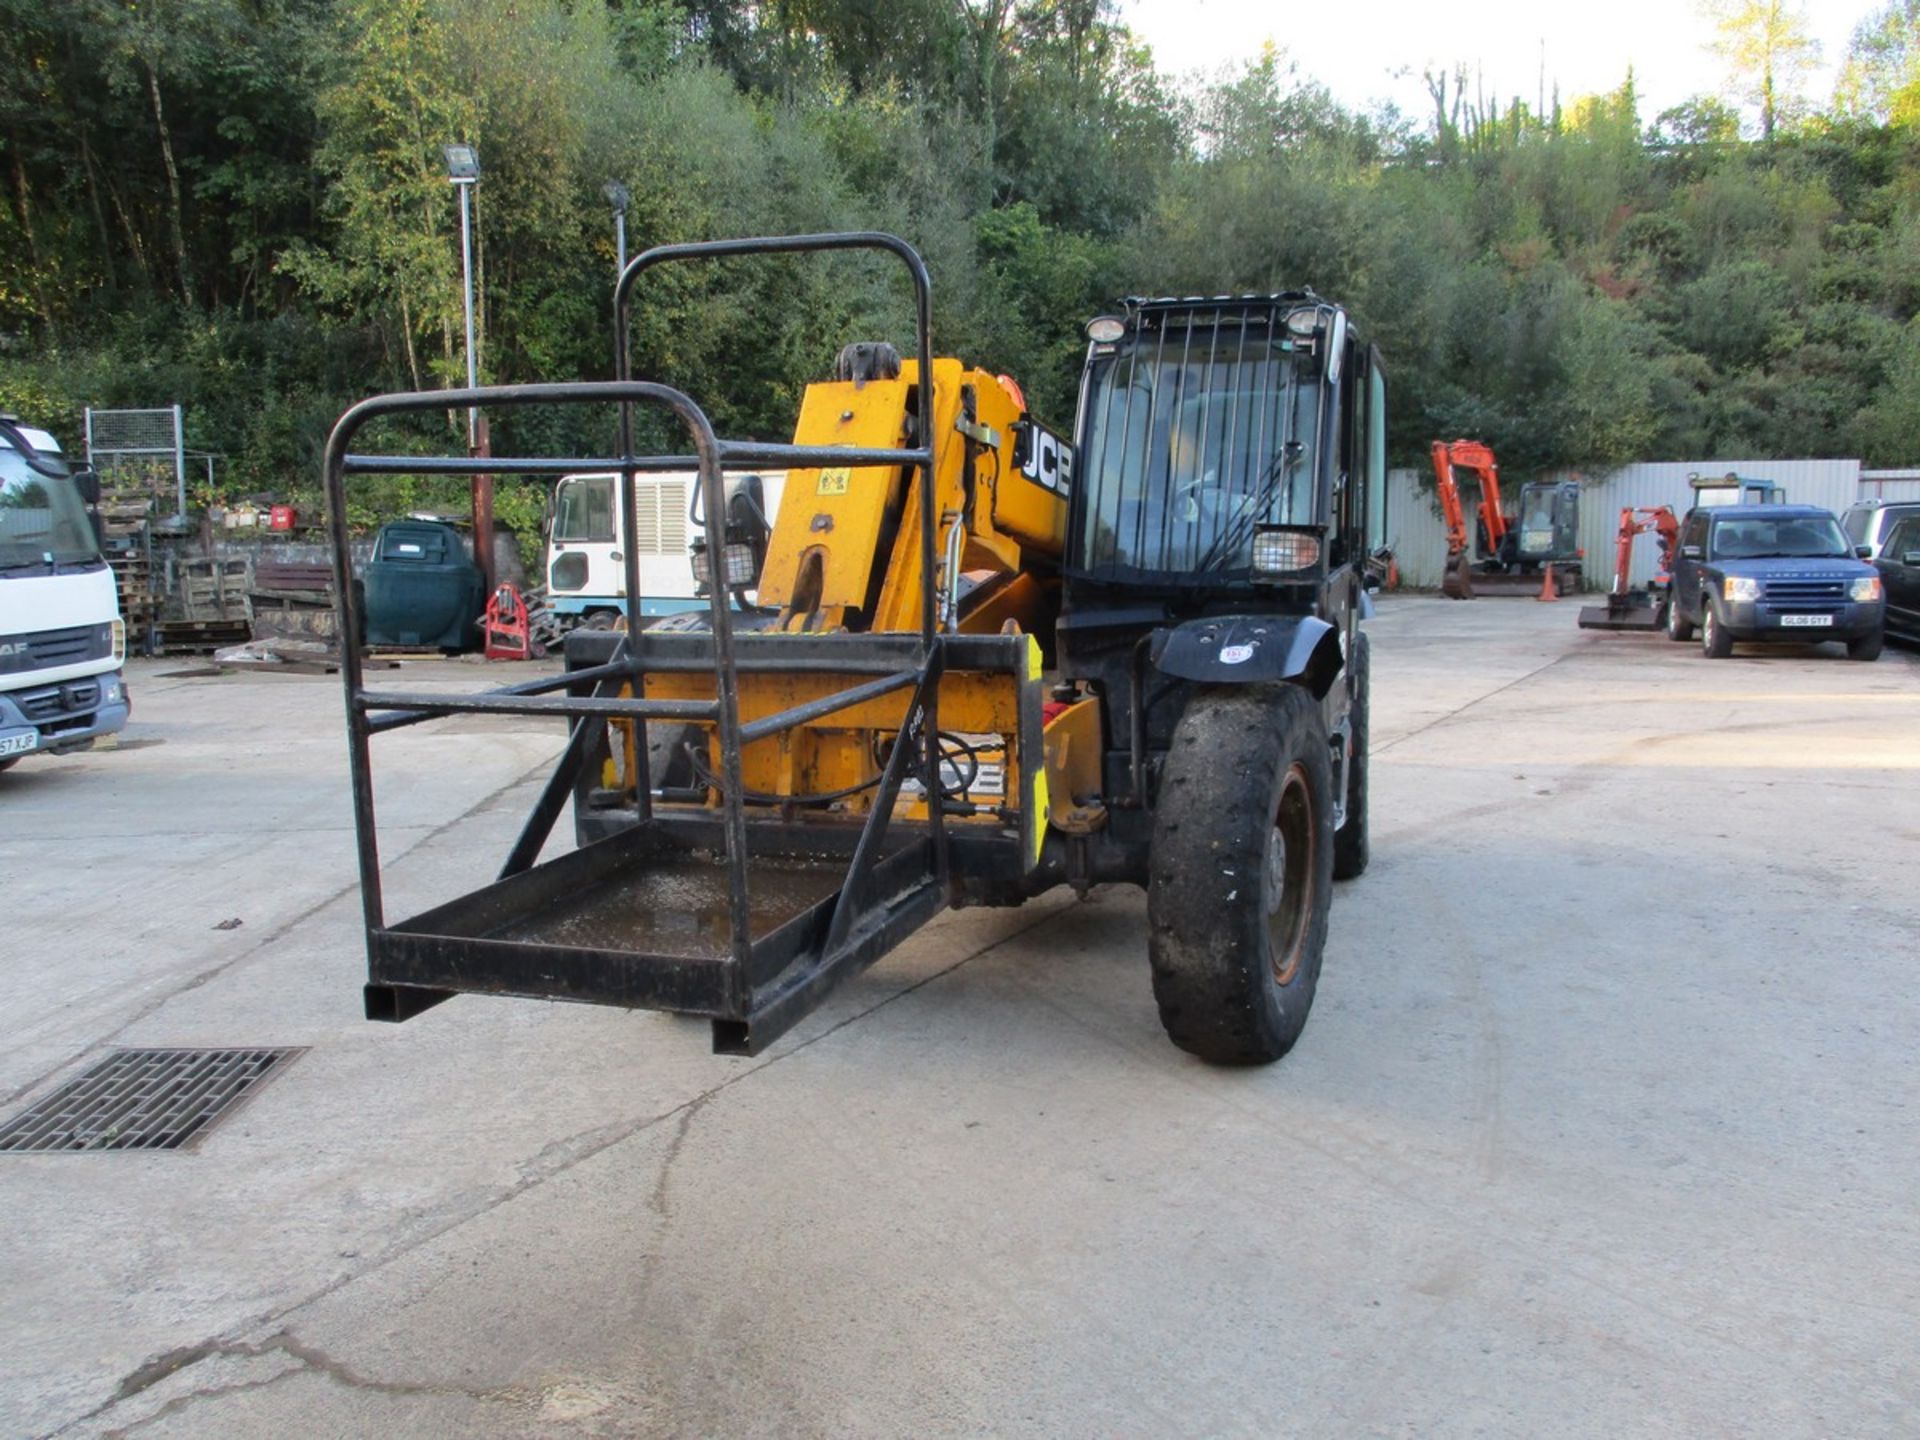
xmin=1577 ymin=591 xmax=1662 ymax=631
xmin=1441 ymin=555 xmax=1473 ymax=599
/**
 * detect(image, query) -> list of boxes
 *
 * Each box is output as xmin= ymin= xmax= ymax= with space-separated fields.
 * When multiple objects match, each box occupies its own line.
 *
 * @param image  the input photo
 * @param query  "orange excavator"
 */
xmin=1577 ymin=505 xmax=1679 ymax=631
xmin=1433 ymin=439 xmax=1582 ymax=598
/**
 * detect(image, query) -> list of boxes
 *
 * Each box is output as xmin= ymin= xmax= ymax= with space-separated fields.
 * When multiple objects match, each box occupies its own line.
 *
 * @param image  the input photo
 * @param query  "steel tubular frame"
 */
xmin=324 ymin=234 xmax=956 ymax=1052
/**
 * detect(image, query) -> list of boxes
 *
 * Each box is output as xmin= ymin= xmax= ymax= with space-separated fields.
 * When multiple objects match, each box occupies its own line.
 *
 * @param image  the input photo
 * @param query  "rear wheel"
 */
xmin=1333 ymin=633 xmax=1369 ymax=881
xmin=1665 ymin=593 xmax=1694 ymax=642
xmin=0 ymin=757 xmax=18 ymax=774
xmin=1701 ymin=597 xmax=1733 ymax=658
xmin=1848 ymin=629 xmax=1884 ymax=662
xmin=1147 ymin=685 xmax=1333 ymax=1066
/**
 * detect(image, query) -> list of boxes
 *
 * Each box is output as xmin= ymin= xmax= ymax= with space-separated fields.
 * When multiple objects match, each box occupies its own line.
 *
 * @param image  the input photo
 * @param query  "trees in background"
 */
xmin=4 ymin=0 xmax=1920 ymax=523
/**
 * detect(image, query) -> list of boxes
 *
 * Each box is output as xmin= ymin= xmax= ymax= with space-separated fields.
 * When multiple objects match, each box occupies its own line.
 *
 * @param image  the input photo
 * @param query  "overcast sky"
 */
xmin=1120 ymin=0 xmax=1871 ymax=125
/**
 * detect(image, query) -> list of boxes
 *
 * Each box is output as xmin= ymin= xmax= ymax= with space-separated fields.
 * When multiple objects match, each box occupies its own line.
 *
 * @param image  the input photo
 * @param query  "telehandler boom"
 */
xmin=325 ymin=235 xmax=1385 ymax=1064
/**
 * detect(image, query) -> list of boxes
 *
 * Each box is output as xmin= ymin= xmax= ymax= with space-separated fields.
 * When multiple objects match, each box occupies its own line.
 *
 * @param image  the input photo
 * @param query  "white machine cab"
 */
xmin=0 ymin=419 xmax=130 ymax=766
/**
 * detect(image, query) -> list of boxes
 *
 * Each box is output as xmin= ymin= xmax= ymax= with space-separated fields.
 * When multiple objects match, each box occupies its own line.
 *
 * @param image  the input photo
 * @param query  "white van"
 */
xmin=0 ymin=419 xmax=129 ymax=770
xmin=544 ymin=470 xmax=785 ymax=625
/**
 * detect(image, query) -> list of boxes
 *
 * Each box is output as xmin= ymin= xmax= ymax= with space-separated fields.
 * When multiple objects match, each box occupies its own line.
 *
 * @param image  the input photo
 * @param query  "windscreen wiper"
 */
xmin=1192 ymin=439 xmax=1304 ymax=575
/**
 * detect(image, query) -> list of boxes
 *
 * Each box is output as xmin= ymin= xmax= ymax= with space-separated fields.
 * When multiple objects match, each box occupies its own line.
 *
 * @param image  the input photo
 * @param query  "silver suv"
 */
xmin=1842 ymin=498 xmax=1920 ymax=560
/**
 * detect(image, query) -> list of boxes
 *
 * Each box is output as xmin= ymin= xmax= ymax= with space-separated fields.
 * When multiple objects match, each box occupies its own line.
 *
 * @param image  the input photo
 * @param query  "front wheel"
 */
xmin=1848 ymin=629 xmax=1884 ymax=662
xmin=1701 ymin=597 xmax=1734 ymax=658
xmin=1666 ymin=593 xmax=1694 ymax=642
xmin=1147 ymin=684 xmax=1333 ymax=1065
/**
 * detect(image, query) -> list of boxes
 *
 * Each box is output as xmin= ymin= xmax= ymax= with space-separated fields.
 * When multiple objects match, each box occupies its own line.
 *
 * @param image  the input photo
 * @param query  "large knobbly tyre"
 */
xmin=1147 ymin=684 xmax=1334 ymax=1065
xmin=1332 ymin=632 xmax=1369 ymax=881
xmin=645 ymin=722 xmax=703 ymax=793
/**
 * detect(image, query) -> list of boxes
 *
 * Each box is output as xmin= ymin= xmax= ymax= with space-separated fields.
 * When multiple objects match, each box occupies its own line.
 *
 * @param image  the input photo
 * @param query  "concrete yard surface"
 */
xmin=2 ymin=599 xmax=1917 ymax=1437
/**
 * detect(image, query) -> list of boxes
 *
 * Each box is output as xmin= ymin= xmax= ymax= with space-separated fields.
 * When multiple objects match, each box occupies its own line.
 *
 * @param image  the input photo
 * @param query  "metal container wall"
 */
xmin=1859 ymin=470 xmax=1920 ymax=503
xmin=1385 ymin=458 xmax=1866 ymax=591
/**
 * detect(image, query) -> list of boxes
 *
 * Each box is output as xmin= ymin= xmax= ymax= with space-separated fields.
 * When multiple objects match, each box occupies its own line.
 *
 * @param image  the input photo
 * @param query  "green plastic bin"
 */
xmin=363 ymin=520 xmax=485 ymax=651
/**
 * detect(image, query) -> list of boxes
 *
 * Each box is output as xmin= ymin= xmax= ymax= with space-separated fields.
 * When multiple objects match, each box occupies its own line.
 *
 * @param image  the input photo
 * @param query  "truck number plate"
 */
xmin=1780 ymin=614 xmax=1833 ymax=628
xmin=0 ymin=732 xmax=37 ymax=757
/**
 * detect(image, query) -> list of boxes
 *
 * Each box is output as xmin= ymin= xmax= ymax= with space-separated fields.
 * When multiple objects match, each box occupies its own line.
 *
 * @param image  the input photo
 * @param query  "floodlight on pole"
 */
xmin=444 ymin=144 xmax=481 ymax=447
xmin=444 ymin=142 xmax=491 ymax=593
xmin=603 ymin=180 xmax=631 ymax=277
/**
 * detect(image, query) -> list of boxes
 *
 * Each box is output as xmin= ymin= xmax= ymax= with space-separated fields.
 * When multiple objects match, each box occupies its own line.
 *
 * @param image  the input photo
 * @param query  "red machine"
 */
xmin=482 ymin=582 xmax=532 ymax=660
xmin=1432 ymin=439 xmax=1583 ymax=598
xmin=1577 ymin=506 xmax=1679 ymax=632
xmin=1434 ymin=440 xmax=1504 ymax=599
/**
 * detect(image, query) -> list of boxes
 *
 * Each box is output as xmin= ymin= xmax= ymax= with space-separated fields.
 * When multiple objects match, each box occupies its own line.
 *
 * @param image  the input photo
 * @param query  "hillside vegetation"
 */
xmin=3 ymin=0 xmax=1915 ymax=521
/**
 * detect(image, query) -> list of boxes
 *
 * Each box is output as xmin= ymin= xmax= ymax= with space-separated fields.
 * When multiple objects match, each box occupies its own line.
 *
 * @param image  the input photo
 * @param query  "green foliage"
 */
xmin=5 ymin=0 xmax=1920 ymax=546
xmin=1837 ymin=1 xmax=1920 ymax=125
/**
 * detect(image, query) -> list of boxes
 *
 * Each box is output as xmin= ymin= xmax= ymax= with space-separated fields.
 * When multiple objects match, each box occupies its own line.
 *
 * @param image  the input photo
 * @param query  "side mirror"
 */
xmin=1681 ymin=544 xmax=1703 ymax=560
xmin=1856 ymin=545 xmax=1872 ymax=560
xmin=72 ymin=467 xmax=102 ymax=506
xmin=1903 ymin=550 xmax=1920 ymax=567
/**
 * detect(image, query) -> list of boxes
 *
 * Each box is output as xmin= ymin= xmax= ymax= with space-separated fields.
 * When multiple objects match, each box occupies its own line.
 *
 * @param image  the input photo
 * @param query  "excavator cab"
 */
xmin=1511 ymin=481 xmax=1581 ymax=567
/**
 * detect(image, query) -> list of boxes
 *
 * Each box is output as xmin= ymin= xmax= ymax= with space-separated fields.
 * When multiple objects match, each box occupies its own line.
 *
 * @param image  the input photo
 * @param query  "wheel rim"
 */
xmin=1264 ymin=763 xmax=1315 ymax=986
xmin=1703 ymin=606 xmax=1715 ymax=650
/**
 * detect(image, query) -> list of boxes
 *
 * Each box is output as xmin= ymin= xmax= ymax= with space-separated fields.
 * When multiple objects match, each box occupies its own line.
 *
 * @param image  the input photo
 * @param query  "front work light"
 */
xmin=1251 ymin=529 xmax=1321 ymax=576
xmin=1723 ymin=576 xmax=1761 ymax=602
xmin=1085 ymin=316 xmax=1126 ymax=343
xmin=692 ymin=542 xmax=759 ymax=589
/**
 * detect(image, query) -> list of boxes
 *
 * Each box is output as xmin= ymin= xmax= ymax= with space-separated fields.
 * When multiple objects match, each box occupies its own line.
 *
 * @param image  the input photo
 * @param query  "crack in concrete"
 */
xmin=0 ymin=751 xmax=562 ymax=1111
xmin=1371 ymin=649 xmax=1575 ymax=756
xmin=648 ymin=1092 xmax=711 ymax=1222
xmin=94 ymin=1328 xmax=515 ymax=1439
xmin=59 ymin=897 xmax=1077 ymax=1439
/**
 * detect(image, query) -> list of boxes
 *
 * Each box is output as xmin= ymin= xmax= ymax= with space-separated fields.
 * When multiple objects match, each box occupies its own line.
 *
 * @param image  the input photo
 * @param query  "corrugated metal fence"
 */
xmin=1386 ymin=458 xmax=1882 ymax=590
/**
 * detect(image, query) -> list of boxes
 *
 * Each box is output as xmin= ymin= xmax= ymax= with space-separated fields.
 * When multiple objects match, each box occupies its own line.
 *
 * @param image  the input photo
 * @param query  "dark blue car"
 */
xmin=1664 ymin=504 xmax=1886 ymax=661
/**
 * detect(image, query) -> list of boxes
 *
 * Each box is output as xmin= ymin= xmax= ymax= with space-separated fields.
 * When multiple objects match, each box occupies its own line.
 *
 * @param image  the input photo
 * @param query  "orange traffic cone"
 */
xmin=1536 ymin=565 xmax=1559 ymax=602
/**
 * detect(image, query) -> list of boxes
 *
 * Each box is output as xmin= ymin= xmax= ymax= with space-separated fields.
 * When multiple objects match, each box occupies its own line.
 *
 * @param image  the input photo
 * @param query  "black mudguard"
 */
xmin=1148 ymin=614 xmax=1345 ymax=698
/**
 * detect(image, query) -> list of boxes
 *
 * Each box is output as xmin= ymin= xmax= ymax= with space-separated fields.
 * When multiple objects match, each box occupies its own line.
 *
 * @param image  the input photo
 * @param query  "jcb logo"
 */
xmin=1019 ymin=425 xmax=1072 ymax=498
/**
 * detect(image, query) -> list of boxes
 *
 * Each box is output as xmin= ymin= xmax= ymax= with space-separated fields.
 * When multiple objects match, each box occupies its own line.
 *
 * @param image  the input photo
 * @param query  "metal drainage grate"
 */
xmin=0 ymin=1047 xmax=302 ymax=1153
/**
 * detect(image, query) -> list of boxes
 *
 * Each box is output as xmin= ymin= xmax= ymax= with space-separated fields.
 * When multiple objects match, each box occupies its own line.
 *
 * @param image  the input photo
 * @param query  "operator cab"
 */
xmin=1068 ymin=295 xmax=1385 ymax=602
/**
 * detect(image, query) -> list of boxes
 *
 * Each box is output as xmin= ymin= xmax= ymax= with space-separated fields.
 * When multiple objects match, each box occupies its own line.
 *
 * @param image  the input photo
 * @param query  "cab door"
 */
xmin=1878 ymin=517 xmax=1920 ymax=639
xmin=1674 ymin=510 xmax=1709 ymax=620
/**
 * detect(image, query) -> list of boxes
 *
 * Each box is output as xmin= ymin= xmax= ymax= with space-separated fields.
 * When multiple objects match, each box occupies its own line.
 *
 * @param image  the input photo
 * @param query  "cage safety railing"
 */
xmin=323 ymin=234 xmax=960 ymax=1052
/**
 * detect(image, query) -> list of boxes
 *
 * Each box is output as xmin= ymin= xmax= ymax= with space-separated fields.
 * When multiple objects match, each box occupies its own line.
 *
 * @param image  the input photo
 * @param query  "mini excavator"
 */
xmin=1432 ymin=439 xmax=1582 ymax=598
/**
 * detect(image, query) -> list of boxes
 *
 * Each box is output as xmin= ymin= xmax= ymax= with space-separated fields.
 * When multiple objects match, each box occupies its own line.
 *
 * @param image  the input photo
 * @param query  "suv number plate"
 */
xmin=1779 ymin=614 xmax=1833 ymax=627
xmin=0 ymin=732 xmax=37 ymax=757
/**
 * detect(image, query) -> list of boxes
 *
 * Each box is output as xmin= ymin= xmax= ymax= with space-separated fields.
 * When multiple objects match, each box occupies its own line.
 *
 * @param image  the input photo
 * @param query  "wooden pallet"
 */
xmin=157 ymin=618 xmax=252 ymax=655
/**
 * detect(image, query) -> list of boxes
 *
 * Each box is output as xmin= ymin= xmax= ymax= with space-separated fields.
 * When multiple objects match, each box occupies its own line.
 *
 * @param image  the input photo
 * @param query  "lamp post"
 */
xmin=603 ymin=181 xmax=630 ymax=278
xmin=444 ymin=143 xmax=491 ymax=592
xmin=444 ymin=144 xmax=481 ymax=446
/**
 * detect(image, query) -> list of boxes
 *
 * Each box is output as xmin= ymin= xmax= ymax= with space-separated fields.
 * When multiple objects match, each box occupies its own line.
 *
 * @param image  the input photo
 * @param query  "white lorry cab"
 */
xmin=0 ymin=417 xmax=130 ymax=770
xmin=544 ymin=470 xmax=785 ymax=626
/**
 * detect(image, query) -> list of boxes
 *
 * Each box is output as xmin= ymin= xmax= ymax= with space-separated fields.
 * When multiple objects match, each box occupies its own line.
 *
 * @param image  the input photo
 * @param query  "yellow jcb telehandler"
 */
xmin=324 ymin=234 xmax=1386 ymax=1064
